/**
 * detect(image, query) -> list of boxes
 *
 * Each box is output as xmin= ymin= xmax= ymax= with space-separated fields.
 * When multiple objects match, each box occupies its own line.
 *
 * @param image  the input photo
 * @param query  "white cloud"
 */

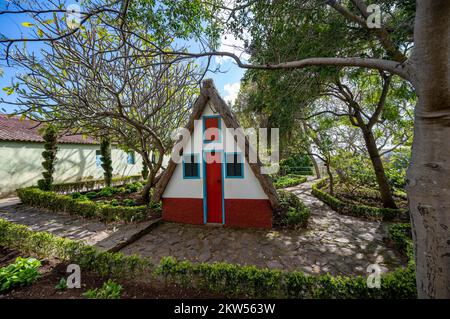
xmin=223 ymin=82 xmax=240 ymax=105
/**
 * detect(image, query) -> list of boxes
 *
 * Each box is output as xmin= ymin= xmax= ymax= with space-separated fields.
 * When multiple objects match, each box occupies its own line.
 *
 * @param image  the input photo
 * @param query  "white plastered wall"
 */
xmin=0 ymin=142 xmax=142 ymax=197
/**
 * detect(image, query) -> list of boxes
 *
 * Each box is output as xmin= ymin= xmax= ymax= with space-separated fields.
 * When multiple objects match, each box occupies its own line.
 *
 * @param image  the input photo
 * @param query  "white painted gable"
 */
xmin=162 ymin=101 xmax=268 ymax=200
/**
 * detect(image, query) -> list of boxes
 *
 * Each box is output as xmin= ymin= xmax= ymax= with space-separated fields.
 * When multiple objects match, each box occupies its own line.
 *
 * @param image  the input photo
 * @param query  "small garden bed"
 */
xmin=273 ymin=174 xmax=307 ymax=189
xmin=17 ymin=181 xmax=161 ymax=223
xmin=0 ymin=246 xmax=220 ymax=299
xmin=71 ymin=182 xmax=148 ymax=207
xmin=330 ymin=183 xmax=408 ymax=210
xmin=312 ymin=179 xmax=408 ymax=221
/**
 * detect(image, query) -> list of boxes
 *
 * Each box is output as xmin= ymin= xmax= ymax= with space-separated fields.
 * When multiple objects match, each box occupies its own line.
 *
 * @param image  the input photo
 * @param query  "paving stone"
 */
xmin=356 ymin=253 xmax=364 ymax=260
xmin=0 ymin=204 xmax=117 ymax=244
xmin=267 ymin=260 xmax=283 ymax=269
xmin=198 ymin=249 xmax=211 ymax=262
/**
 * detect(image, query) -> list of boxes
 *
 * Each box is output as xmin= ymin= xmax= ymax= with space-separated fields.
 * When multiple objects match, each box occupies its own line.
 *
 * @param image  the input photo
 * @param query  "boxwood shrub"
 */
xmin=0 ymin=218 xmax=151 ymax=278
xmin=0 ymin=218 xmax=416 ymax=298
xmin=388 ymin=223 xmax=413 ymax=258
xmin=273 ymin=174 xmax=307 ymax=189
xmin=273 ymin=190 xmax=310 ymax=228
xmin=311 ymin=179 xmax=407 ymax=221
xmin=16 ymin=187 xmax=148 ymax=223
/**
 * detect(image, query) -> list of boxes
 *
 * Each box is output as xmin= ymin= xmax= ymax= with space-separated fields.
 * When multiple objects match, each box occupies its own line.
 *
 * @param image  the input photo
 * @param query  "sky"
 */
xmin=0 ymin=0 xmax=246 ymax=114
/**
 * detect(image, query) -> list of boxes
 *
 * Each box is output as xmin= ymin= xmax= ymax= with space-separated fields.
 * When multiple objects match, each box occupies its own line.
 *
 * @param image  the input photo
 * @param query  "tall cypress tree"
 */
xmin=100 ymin=137 xmax=113 ymax=187
xmin=37 ymin=125 xmax=58 ymax=191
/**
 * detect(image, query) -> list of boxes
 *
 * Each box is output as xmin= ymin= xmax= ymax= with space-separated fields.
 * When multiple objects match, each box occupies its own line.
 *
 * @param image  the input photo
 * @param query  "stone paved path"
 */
xmin=0 ymin=202 xmax=158 ymax=251
xmin=121 ymin=178 xmax=405 ymax=276
xmin=0 ymin=197 xmax=21 ymax=209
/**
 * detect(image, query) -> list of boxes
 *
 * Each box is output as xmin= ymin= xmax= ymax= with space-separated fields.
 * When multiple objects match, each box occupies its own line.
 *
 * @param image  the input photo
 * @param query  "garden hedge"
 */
xmin=0 ymin=218 xmax=416 ymax=298
xmin=273 ymin=174 xmax=307 ymax=189
xmin=311 ymin=179 xmax=407 ymax=221
xmin=51 ymin=175 xmax=143 ymax=194
xmin=0 ymin=218 xmax=151 ymax=278
xmin=388 ymin=223 xmax=413 ymax=258
xmin=17 ymin=187 xmax=148 ymax=223
xmin=274 ymin=190 xmax=310 ymax=228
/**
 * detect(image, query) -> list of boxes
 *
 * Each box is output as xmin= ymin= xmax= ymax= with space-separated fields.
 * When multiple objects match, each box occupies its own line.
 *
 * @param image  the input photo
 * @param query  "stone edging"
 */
xmin=107 ymin=218 xmax=163 ymax=253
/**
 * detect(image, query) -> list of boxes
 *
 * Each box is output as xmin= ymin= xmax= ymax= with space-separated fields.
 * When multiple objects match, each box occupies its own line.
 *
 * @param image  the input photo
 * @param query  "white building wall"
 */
xmin=0 ymin=141 xmax=142 ymax=197
xmin=163 ymin=102 xmax=268 ymax=200
xmin=164 ymin=109 xmax=204 ymax=199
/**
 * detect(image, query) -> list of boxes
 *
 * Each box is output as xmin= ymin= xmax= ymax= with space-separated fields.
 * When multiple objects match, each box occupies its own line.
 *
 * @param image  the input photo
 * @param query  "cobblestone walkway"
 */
xmin=0 ymin=202 xmax=158 ymax=251
xmin=121 ymin=179 xmax=405 ymax=276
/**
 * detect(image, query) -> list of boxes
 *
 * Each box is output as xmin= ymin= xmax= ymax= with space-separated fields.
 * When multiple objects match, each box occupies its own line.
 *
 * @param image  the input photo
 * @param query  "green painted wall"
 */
xmin=0 ymin=141 xmax=143 ymax=197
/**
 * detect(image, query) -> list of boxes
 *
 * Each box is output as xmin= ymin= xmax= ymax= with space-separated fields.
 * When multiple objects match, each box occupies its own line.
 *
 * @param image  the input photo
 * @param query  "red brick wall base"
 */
xmin=162 ymin=198 xmax=273 ymax=229
xmin=224 ymin=199 xmax=273 ymax=229
xmin=162 ymin=198 xmax=204 ymax=225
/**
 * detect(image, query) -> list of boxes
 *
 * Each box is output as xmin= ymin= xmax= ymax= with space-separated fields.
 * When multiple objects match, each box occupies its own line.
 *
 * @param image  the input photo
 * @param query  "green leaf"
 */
xmin=37 ymin=28 xmax=44 ymax=38
xmin=21 ymin=22 xmax=34 ymax=27
xmin=42 ymin=19 xmax=55 ymax=25
xmin=2 ymin=87 xmax=14 ymax=95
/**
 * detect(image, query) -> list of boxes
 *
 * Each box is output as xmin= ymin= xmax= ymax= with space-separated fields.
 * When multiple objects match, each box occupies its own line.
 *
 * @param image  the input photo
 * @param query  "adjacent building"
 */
xmin=0 ymin=115 xmax=142 ymax=198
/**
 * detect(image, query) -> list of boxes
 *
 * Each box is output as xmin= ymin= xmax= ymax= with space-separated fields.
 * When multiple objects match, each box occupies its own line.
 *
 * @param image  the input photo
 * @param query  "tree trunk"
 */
xmin=326 ymin=162 xmax=334 ymax=195
xmin=406 ymin=0 xmax=450 ymax=299
xmin=309 ymin=154 xmax=321 ymax=179
xmin=141 ymin=174 xmax=153 ymax=204
xmin=360 ymin=127 xmax=398 ymax=209
xmin=141 ymin=151 xmax=164 ymax=204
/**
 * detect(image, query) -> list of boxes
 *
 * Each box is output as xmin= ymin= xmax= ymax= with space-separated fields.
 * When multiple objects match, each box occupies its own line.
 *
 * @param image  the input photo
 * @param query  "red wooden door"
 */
xmin=205 ymin=152 xmax=223 ymax=223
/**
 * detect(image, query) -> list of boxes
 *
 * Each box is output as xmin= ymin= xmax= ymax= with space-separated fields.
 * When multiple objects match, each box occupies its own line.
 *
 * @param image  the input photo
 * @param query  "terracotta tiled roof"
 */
xmin=0 ymin=115 xmax=98 ymax=145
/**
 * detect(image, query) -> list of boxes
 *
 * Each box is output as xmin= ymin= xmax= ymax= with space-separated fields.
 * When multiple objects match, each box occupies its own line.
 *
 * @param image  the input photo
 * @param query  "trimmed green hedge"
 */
xmin=0 ymin=218 xmax=416 ymax=298
xmin=51 ymin=175 xmax=143 ymax=194
xmin=388 ymin=223 xmax=415 ymax=294
xmin=0 ymin=218 xmax=151 ymax=278
xmin=17 ymin=187 xmax=148 ymax=223
xmin=311 ymin=179 xmax=407 ymax=221
xmin=388 ymin=223 xmax=413 ymax=258
xmin=279 ymin=155 xmax=313 ymax=176
xmin=274 ymin=190 xmax=310 ymax=228
xmin=273 ymin=174 xmax=307 ymax=189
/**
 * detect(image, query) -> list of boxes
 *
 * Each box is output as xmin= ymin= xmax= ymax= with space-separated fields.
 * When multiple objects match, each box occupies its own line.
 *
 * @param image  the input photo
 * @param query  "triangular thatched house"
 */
xmin=153 ymin=79 xmax=278 ymax=228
